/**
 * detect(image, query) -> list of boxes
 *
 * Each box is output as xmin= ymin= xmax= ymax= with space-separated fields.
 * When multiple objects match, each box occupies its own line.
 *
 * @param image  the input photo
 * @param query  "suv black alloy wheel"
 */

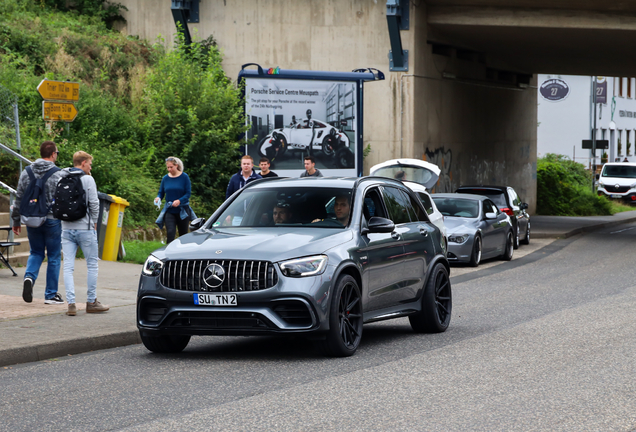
xmin=409 ymin=263 xmax=452 ymax=333
xmin=322 ymin=274 xmax=363 ymax=357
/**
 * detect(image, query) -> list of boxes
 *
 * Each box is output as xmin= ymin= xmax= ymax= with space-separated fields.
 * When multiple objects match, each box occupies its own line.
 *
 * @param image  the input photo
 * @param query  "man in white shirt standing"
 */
xmin=60 ymin=151 xmax=109 ymax=316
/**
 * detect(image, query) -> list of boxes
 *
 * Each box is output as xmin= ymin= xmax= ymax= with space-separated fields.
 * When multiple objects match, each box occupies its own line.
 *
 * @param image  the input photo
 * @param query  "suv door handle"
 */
xmin=419 ymin=228 xmax=429 ymax=237
xmin=391 ymin=232 xmax=400 ymax=240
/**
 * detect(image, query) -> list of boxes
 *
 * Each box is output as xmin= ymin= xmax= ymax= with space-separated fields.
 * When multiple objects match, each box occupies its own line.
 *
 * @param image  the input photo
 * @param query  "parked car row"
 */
xmin=135 ymin=158 xmax=530 ymax=358
xmin=370 ymin=159 xmax=531 ymax=267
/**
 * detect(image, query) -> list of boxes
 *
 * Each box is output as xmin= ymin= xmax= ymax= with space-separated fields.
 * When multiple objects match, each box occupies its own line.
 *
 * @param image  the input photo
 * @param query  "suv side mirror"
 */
xmin=485 ymin=212 xmax=497 ymax=220
xmin=366 ymin=217 xmax=395 ymax=234
xmin=189 ymin=217 xmax=206 ymax=231
xmin=520 ymin=203 xmax=528 ymax=210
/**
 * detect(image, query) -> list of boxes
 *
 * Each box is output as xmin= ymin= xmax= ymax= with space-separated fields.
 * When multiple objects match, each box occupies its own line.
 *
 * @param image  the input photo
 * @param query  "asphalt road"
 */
xmin=2 ymin=224 xmax=636 ymax=432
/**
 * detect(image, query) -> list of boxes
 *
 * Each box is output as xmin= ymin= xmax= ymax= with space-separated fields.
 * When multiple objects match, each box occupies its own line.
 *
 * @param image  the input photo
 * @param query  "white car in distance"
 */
xmin=369 ymin=159 xmax=447 ymax=246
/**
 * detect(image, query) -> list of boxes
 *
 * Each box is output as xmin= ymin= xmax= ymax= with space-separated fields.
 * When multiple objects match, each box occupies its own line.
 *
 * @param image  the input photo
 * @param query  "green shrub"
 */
xmin=537 ymin=154 xmax=612 ymax=216
xmin=0 ymin=3 xmax=247 ymax=228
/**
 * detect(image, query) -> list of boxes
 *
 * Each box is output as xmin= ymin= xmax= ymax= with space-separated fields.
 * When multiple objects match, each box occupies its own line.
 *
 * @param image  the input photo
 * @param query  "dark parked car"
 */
xmin=138 ymin=177 xmax=451 ymax=357
xmin=455 ymin=185 xmax=530 ymax=249
xmin=432 ymin=193 xmax=514 ymax=266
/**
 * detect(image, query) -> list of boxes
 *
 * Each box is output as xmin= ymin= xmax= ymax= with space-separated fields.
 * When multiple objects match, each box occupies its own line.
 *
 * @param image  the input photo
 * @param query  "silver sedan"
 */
xmin=431 ymin=193 xmax=514 ymax=266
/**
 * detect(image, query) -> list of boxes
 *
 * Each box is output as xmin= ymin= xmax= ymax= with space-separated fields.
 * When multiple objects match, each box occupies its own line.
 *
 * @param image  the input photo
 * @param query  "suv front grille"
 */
xmin=160 ymin=260 xmax=278 ymax=292
xmin=604 ymin=185 xmax=630 ymax=193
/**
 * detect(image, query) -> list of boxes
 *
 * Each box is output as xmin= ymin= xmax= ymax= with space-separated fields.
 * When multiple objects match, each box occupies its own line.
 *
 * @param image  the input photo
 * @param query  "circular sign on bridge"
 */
xmin=540 ymin=78 xmax=570 ymax=102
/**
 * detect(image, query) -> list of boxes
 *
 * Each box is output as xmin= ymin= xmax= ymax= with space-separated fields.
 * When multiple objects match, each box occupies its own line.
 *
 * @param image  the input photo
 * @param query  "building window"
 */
xmin=619 ymin=77 xmax=625 ymax=97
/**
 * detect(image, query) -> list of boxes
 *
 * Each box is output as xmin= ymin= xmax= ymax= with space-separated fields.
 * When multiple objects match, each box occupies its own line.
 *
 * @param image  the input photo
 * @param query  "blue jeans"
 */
xmin=62 ymin=229 xmax=99 ymax=304
xmin=25 ymin=219 xmax=62 ymax=300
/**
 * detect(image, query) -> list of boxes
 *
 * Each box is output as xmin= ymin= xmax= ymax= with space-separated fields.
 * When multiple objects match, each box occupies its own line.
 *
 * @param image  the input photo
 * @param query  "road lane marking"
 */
xmin=610 ymin=227 xmax=635 ymax=234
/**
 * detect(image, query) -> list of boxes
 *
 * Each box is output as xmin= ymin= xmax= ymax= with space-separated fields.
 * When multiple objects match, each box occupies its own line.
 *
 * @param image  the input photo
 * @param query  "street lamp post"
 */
xmin=592 ymin=78 xmax=597 ymax=192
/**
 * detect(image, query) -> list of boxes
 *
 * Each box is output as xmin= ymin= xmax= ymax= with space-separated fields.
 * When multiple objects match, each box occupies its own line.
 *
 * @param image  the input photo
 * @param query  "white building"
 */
xmin=538 ymin=74 xmax=636 ymax=166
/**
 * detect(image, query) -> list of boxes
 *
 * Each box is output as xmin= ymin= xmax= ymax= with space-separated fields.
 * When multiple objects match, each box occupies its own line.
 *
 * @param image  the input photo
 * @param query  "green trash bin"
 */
xmin=96 ymin=192 xmax=114 ymax=259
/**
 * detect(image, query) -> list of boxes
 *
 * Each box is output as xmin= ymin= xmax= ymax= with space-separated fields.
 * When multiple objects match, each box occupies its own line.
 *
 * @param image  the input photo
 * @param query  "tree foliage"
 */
xmin=536 ymin=154 xmax=612 ymax=216
xmin=0 ymin=0 xmax=247 ymax=227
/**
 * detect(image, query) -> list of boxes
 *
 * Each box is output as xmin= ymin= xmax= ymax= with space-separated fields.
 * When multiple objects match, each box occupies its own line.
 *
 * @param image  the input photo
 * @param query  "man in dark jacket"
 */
xmin=12 ymin=141 xmax=65 ymax=304
xmin=226 ymin=155 xmax=262 ymax=199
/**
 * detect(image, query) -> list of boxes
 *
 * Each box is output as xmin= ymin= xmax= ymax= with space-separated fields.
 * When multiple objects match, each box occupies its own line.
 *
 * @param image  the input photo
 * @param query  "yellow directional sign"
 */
xmin=42 ymin=101 xmax=78 ymax=122
xmin=37 ymin=79 xmax=80 ymax=102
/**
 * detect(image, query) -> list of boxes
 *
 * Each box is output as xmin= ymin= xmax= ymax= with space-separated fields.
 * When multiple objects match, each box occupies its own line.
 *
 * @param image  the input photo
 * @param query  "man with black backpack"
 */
xmin=56 ymin=151 xmax=108 ymax=316
xmin=11 ymin=141 xmax=64 ymax=305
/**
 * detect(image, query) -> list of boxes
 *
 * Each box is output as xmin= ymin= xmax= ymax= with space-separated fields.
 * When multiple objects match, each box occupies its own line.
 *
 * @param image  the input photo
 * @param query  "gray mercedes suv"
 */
xmin=138 ymin=176 xmax=451 ymax=357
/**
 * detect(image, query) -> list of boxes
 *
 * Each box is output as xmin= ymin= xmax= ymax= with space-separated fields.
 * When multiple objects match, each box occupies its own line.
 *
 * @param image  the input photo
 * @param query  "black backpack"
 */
xmin=19 ymin=166 xmax=60 ymax=228
xmin=52 ymin=173 xmax=87 ymax=222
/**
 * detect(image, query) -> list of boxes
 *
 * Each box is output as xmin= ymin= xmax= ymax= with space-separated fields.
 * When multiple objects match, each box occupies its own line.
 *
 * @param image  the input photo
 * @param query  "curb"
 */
xmin=533 ymin=215 xmax=636 ymax=239
xmin=0 ymin=330 xmax=141 ymax=368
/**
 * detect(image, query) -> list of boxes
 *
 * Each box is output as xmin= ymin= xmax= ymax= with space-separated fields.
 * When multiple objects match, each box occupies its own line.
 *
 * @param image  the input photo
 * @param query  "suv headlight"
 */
xmin=279 ymin=255 xmax=328 ymax=277
xmin=448 ymin=234 xmax=470 ymax=244
xmin=142 ymin=255 xmax=163 ymax=277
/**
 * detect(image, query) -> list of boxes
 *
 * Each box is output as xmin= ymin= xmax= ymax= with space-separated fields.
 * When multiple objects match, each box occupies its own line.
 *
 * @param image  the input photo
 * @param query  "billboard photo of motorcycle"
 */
xmin=245 ymin=77 xmax=357 ymax=177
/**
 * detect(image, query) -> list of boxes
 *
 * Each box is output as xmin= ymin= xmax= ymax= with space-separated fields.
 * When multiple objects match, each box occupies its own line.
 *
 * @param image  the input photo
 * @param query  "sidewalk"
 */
xmin=2 ymin=210 xmax=636 ymax=368
xmin=0 ymin=259 xmax=142 ymax=368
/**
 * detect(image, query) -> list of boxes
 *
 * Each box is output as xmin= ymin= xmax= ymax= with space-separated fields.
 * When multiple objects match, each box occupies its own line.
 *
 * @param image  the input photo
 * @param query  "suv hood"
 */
xmin=159 ymin=228 xmax=353 ymax=262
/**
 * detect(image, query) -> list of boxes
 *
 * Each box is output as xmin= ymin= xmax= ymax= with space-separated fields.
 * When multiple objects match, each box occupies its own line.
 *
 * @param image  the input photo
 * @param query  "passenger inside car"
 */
xmin=272 ymin=202 xmax=294 ymax=225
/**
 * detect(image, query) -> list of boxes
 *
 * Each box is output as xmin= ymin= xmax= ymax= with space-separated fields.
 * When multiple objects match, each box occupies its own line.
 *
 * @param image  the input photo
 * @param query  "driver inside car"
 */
xmin=333 ymin=195 xmax=351 ymax=226
xmin=312 ymin=195 xmax=351 ymax=226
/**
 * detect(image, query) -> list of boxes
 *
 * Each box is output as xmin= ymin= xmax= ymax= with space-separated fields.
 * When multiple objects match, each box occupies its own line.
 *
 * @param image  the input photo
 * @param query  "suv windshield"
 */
xmin=432 ymin=197 xmax=479 ymax=218
xmin=212 ymin=187 xmax=353 ymax=228
xmin=602 ymin=165 xmax=636 ymax=178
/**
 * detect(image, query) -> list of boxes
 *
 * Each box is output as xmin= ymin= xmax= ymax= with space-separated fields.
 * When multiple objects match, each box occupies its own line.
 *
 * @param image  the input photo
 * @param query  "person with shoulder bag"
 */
xmin=55 ymin=151 xmax=108 ymax=316
xmin=11 ymin=141 xmax=64 ymax=305
xmin=155 ymin=156 xmax=195 ymax=244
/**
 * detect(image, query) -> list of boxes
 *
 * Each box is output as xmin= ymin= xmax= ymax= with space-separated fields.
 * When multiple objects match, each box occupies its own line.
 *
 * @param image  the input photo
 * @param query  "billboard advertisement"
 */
xmin=244 ymin=77 xmax=357 ymax=177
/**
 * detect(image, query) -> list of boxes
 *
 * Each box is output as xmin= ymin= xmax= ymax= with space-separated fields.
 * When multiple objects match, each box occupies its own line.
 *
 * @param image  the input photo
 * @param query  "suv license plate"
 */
xmin=611 ymin=194 xmax=622 ymax=198
xmin=193 ymin=293 xmax=237 ymax=306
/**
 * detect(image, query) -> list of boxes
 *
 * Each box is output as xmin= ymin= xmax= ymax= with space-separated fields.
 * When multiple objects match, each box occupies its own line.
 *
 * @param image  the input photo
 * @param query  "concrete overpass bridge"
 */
xmin=117 ymin=0 xmax=636 ymax=211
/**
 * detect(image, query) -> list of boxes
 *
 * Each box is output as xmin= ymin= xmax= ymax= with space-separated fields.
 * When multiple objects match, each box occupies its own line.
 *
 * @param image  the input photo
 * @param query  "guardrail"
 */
xmin=0 ymin=141 xmax=31 ymax=166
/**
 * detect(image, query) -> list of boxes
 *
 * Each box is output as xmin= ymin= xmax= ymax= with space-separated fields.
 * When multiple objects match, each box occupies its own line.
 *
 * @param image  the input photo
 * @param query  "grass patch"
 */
xmin=120 ymin=240 xmax=164 ymax=265
xmin=610 ymin=201 xmax=636 ymax=213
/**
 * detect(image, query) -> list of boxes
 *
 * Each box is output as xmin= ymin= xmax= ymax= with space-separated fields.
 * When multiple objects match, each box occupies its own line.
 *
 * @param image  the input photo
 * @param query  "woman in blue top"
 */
xmin=154 ymin=156 xmax=192 ymax=244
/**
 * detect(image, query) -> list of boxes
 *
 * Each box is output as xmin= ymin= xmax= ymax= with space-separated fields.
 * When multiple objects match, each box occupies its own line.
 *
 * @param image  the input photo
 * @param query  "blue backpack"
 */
xmin=19 ymin=166 xmax=60 ymax=228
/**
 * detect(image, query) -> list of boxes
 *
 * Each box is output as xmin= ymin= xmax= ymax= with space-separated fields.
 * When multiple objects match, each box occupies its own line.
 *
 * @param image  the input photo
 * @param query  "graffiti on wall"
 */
xmin=425 ymin=147 xmax=452 ymax=192
xmin=469 ymin=155 xmax=507 ymax=186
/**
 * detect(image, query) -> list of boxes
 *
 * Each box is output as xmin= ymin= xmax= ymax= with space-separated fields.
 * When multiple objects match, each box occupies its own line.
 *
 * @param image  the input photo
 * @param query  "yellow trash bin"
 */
xmin=101 ymin=195 xmax=130 ymax=262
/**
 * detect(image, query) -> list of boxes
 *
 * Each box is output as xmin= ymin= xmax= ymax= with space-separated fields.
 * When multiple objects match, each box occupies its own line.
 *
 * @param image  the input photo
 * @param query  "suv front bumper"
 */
xmin=137 ymin=269 xmax=334 ymax=337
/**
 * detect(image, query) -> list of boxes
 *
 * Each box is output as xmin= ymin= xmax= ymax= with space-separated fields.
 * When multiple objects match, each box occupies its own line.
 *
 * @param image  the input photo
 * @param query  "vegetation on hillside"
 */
xmin=0 ymin=0 xmax=246 ymax=227
xmin=536 ymin=154 xmax=612 ymax=216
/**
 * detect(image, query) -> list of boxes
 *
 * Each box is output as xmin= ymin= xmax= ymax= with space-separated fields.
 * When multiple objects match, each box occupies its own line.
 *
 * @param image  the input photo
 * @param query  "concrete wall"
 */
xmin=411 ymin=4 xmax=537 ymax=209
xmin=117 ymin=0 xmax=537 ymax=210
